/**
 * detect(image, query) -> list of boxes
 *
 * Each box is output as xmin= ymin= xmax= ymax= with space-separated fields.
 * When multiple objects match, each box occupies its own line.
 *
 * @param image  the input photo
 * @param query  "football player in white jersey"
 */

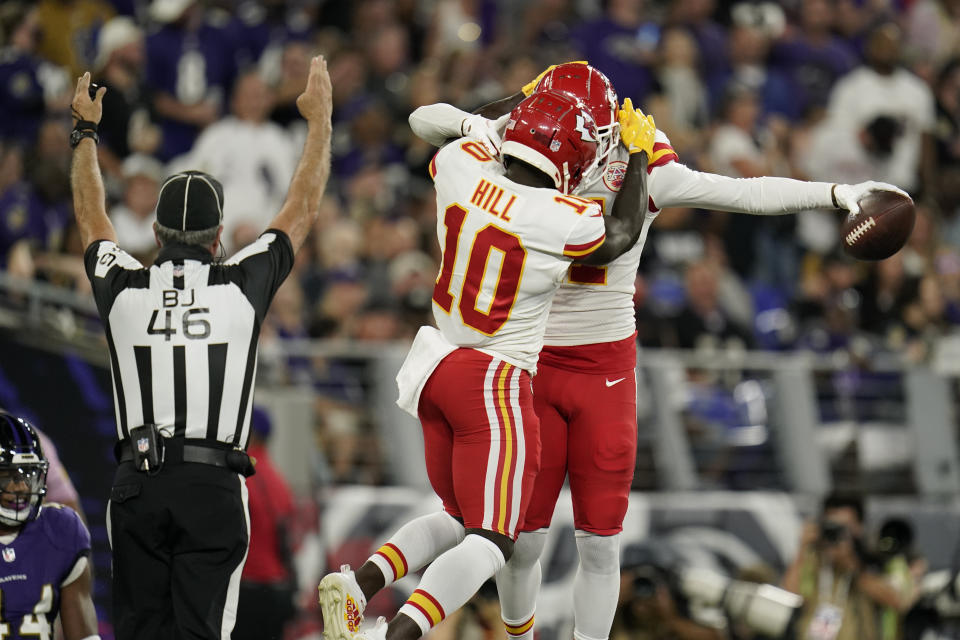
xmin=434 ymin=62 xmax=908 ymax=640
xmin=316 ymin=91 xmax=656 ymax=640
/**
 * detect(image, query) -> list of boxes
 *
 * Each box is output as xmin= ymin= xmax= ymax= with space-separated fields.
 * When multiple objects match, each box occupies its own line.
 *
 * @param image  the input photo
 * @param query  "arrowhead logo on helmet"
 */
xmin=575 ymin=113 xmax=597 ymax=142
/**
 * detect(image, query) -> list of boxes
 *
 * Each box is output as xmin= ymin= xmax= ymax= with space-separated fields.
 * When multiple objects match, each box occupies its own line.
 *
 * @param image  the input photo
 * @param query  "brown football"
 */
xmin=840 ymin=190 xmax=915 ymax=261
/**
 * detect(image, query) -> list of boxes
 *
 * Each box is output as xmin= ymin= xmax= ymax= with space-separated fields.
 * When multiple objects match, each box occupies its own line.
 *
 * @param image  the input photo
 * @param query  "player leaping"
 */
xmin=495 ymin=62 xmax=908 ymax=640
xmin=414 ymin=62 xmax=909 ymax=640
xmin=0 ymin=411 xmax=99 ymax=640
xmin=316 ymin=90 xmax=655 ymax=640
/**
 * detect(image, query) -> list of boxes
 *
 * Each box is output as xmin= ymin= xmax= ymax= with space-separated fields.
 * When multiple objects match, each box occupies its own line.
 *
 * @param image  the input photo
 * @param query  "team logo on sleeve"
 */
xmin=602 ymin=160 xmax=627 ymax=191
xmin=2 ymin=548 xmax=15 ymax=562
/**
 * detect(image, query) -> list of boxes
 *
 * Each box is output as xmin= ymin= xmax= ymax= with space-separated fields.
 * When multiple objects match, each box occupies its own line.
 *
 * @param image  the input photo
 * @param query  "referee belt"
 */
xmin=115 ymin=437 xmax=255 ymax=476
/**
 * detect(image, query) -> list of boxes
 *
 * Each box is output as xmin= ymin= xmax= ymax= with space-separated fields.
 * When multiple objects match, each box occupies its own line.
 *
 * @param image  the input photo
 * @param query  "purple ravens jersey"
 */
xmin=0 ymin=504 xmax=90 ymax=639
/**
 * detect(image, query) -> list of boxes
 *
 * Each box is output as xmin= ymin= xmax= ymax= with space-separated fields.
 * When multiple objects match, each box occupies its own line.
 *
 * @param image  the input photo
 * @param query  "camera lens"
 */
xmin=631 ymin=567 xmax=661 ymax=598
xmin=820 ymin=520 xmax=847 ymax=543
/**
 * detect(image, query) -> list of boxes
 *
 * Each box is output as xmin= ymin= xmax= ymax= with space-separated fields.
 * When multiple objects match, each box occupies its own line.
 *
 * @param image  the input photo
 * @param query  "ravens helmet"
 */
xmin=0 ymin=411 xmax=49 ymax=527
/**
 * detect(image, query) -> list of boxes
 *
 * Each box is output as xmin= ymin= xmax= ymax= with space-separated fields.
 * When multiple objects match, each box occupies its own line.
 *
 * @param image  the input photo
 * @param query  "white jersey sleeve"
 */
xmin=409 ymin=103 xmax=471 ymax=148
xmin=648 ymin=160 xmax=836 ymax=214
xmin=428 ymin=139 xmax=605 ymax=371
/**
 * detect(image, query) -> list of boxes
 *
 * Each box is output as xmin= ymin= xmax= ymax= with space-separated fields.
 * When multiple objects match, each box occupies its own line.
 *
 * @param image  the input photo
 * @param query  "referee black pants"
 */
xmin=108 ymin=461 xmax=249 ymax=640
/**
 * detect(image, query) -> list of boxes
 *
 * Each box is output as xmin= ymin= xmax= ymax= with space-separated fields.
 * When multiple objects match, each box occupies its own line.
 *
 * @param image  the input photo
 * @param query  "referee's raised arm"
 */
xmin=69 ymin=72 xmax=117 ymax=250
xmin=268 ymin=55 xmax=333 ymax=254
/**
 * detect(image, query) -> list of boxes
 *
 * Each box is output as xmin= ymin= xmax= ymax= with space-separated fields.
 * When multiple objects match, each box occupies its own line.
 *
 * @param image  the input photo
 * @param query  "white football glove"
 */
xmin=832 ymin=181 xmax=911 ymax=215
xmin=461 ymin=113 xmax=510 ymax=158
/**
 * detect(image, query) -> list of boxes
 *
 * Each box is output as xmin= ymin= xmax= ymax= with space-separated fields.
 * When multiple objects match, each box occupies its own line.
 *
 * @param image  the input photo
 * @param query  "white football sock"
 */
xmin=496 ymin=530 xmax=547 ymax=639
xmin=398 ymin=534 xmax=505 ymax=635
xmin=368 ymin=511 xmax=465 ymax=586
xmin=573 ymin=531 xmax=622 ymax=640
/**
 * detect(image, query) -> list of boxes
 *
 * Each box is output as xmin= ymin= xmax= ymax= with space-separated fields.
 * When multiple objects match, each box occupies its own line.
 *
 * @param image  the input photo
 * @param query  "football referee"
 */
xmin=69 ymin=57 xmax=332 ymax=640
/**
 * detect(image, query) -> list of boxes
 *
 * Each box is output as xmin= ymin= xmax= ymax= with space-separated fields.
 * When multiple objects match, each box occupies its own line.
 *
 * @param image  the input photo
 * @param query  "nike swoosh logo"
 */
xmin=605 ymin=377 xmax=626 ymax=387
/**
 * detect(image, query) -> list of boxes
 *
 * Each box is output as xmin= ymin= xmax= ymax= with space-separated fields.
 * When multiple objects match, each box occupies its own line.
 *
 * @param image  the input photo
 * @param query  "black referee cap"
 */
xmin=155 ymin=171 xmax=224 ymax=231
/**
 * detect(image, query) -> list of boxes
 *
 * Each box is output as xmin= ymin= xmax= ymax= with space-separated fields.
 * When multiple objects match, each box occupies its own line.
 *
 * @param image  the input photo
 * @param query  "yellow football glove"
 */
xmin=521 ymin=60 xmax=588 ymax=96
xmin=618 ymin=97 xmax=656 ymax=156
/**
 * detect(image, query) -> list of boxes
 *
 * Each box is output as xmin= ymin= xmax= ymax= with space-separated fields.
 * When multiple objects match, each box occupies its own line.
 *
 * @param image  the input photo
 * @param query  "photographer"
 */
xmin=612 ymin=548 xmax=724 ymax=640
xmin=875 ymin=519 xmax=926 ymax=640
xmin=783 ymin=494 xmax=917 ymax=640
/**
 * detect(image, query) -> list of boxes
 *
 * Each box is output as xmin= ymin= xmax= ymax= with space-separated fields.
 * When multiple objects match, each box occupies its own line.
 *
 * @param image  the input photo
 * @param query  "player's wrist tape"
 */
xmin=74 ymin=119 xmax=98 ymax=133
xmin=831 ymin=184 xmax=840 ymax=209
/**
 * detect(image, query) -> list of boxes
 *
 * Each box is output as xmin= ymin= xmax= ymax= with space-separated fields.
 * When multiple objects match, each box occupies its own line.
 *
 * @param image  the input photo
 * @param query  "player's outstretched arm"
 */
xmin=269 ymin=55 xmax=333 ymax=254
xmin=651 ymin=161 xmax=909 ymax=217
xmin=581 ymin=102 xmax=654 ymax=265
xmin=59 ymin=560 xmax=99 ymax=640
xmin=70 ymin=72 xmax=117 ymax=249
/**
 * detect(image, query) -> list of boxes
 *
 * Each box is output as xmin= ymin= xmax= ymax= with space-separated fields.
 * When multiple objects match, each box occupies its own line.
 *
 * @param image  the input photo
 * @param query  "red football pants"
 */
xmin=418 ymin=349 xmax=541 ymax=540
xmin=521 ymin=363 xmax=637 ymax=535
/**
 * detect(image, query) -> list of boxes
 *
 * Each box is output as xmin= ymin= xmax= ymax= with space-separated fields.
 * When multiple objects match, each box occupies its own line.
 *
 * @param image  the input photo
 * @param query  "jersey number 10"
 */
xmin=432 ymin=204 xmax=527 ymax=336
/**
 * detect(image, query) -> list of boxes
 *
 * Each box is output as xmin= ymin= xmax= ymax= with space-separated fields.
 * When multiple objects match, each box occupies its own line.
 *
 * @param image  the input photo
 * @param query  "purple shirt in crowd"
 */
xmin=146 ymin=22 xmax=237 ymax=161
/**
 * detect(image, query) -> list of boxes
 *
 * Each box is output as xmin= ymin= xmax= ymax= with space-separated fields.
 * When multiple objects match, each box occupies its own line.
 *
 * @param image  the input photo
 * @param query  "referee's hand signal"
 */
xmin=297 ymin=55 xmax=332 ymax=127
xmin=72 ymin=71 xmax=106 ymax=126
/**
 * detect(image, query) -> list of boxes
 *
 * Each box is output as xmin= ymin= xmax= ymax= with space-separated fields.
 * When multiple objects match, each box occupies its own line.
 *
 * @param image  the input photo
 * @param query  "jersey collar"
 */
xmin=155 ymin=242 xmax=215 ymax=265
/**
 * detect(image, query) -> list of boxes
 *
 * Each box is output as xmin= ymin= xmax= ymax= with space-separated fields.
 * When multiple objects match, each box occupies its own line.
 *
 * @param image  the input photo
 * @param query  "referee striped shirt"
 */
xmin=83 ymin=230 xmax=294 ymax=448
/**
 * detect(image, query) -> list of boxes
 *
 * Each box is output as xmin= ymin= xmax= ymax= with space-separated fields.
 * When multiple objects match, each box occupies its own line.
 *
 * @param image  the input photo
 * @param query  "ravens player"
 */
xmin=0 ymin=411 xmax=98 ymax=640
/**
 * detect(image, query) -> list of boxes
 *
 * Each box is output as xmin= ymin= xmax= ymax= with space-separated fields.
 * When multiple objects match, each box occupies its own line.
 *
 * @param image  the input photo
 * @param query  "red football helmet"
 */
xmin=501 ymin=90 xmax=600 ymax=194
xmin=534 ymin=63 xmax=619 ymax=174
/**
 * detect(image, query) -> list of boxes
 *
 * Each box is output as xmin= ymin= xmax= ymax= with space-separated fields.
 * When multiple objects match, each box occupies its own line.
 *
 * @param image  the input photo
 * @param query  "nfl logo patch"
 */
xmin=137 ymin=437 xmax=150 ymax=453
xmin=603 ymin=160 xmax=628 ymax=191
xmin=3 ymin=548 xmax=15 ymax=562
xmin=172 ymin=265 xmax=184 ymax=277
xmin=550 ymin=139 xmax=561 ymax=152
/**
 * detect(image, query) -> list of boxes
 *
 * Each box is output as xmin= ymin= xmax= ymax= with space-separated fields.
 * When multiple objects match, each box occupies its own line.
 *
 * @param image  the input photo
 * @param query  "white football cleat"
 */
xmin=355 ymin=616 xmax=388 ymax=640
xmin=319 ymin=564 xmax=367 ymax=640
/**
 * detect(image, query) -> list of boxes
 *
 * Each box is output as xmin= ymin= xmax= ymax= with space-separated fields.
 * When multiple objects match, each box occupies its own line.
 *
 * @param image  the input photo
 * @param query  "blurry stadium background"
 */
xmin=2 ymin=0 xmax=960 ymax=638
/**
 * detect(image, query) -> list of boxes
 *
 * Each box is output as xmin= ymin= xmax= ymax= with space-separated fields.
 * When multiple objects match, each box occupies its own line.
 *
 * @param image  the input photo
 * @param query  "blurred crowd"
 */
xmin=3 ymin=0 xmax=960 ymax=484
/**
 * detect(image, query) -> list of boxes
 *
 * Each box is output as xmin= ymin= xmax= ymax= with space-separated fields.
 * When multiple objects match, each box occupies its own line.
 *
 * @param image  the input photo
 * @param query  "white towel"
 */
xmin=396 ymin=326 xmax=458 ymax=417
